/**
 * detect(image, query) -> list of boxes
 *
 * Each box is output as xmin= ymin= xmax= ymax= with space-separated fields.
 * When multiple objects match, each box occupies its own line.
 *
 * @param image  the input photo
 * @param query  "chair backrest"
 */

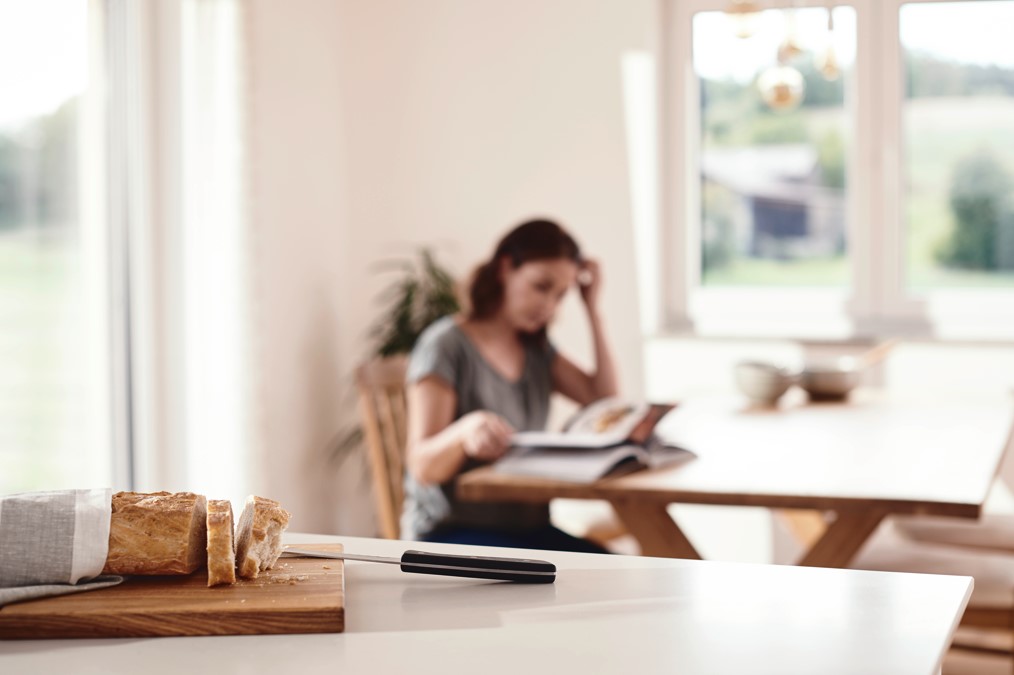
xmin=355 ymin=355 xmax=409 ymax=539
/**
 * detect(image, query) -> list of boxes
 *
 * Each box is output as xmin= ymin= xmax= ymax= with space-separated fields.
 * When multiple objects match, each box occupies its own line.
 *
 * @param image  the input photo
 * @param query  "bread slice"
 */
xmin=103 ymin=491 xmax=208 ymax=575
xmin=235 ymin=495 xmax=291 ymax=579
xmin=206 ymin=499 xmax=236 ymax=587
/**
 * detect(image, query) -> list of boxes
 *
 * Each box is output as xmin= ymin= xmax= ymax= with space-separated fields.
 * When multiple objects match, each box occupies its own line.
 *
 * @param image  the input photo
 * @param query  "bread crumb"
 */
xmin=240 ymin=599 xmax=246 ymax=603
xmin=266 ymin=573 xmax=309 ymax=584
xmin=322 ymin=565 xmax=331 ymax=570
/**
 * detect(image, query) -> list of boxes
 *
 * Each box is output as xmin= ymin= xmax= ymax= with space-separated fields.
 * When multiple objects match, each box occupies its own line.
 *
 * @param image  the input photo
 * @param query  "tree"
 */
xmin=0 ymin=136 xmax=18 ymax=231
xmin=816 ymin=130 xmax=845 ymax=189
xmin=937 ymin=149 xmax=1014 ymax=271
xmin=0 ymin=96 xmax=79 ymax=232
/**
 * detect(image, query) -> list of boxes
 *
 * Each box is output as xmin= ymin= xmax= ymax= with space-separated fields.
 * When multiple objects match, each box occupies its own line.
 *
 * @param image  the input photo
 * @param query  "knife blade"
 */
xmin=282 ymin=547 xmax=556 ymax=584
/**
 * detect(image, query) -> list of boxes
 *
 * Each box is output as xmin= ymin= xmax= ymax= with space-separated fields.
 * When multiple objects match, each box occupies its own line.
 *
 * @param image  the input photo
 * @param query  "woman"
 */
xmin=402 ymin=219 xmax=618 ymax=552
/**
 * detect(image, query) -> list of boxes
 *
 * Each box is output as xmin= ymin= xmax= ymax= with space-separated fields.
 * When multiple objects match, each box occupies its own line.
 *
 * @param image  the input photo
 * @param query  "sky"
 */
xmin=694 ymin=1 xmax=1014 ymax=83
xmin=900 ymin=1 xmax=1014 ymax=68
xmin=0 ymin=0 xmax=88 ymax=129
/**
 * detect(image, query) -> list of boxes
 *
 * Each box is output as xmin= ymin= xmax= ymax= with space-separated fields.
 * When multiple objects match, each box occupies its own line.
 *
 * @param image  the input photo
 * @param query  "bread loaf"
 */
xmin=103 ymin=491 xmax=208 ymax=575
xmin=235 ymin=495 xmax=291 ymax=579
xmin=206 ymin=499 xmax=236 ymax=587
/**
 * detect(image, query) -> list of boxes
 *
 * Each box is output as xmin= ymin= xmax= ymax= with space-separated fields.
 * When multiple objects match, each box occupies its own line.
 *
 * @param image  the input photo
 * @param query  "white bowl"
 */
xmin=734 ymin=361 xmax=796 ymax=405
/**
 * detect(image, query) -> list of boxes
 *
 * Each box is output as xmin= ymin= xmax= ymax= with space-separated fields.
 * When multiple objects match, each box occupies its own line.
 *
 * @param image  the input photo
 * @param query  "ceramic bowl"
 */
xmin=798 ymin=357 xmax=863 ymax=401
xmin=734 ymin=361 xmax=797 ymax=406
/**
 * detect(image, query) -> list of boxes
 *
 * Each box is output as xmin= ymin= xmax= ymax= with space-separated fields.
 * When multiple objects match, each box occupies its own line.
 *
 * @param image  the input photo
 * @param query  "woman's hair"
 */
xmin=467 ymin=219 xmax=581 ymax=320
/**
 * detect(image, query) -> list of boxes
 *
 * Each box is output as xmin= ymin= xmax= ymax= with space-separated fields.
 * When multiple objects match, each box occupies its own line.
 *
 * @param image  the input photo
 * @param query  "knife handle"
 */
xmin=400 ymin=550 xmax=556 ymax=584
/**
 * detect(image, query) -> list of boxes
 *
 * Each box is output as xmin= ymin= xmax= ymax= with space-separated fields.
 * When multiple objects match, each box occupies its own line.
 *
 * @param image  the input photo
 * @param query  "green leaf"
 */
xmin=368 ymin=247 xmax=461 ymax=357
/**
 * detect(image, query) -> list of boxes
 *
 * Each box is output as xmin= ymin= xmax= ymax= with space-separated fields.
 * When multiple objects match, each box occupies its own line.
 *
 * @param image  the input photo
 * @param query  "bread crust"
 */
xmin=206 ymin=499 xmax=236 ymax=587
xmin=103 ymin=491 xmax=208 ymax=575
xmin=235 ymin=495 xmax=291 ymax=579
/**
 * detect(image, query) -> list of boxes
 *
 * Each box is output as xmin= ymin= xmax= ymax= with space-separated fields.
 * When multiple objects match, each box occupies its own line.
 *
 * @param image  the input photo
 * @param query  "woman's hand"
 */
xmin=458 ymin=410 xmax=515 ymax=462
xmin=577 ymin=258 xmax=602 ymax=310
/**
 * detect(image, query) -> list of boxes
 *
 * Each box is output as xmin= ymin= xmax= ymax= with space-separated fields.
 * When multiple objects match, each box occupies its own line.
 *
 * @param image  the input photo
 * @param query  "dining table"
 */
xmin=457 ymin=389 xmax=1014 ymax=567
xmin=0 ymin=533 xmax=973 ymax=675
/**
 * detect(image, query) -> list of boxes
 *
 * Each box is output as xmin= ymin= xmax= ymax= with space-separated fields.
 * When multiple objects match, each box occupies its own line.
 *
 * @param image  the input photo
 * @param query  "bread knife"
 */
xmin=282 ymin=547 xmax=556 ymax=584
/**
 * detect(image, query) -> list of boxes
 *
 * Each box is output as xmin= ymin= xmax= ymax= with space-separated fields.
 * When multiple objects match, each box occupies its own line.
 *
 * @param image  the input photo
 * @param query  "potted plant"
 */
xmin=328 ymin=248 xmax=460 ymax=464
xmin=370 ymin=248 xmax=461 ymax=357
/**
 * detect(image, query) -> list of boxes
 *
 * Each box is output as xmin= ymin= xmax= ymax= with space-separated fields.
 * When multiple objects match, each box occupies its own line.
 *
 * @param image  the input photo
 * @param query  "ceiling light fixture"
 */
xmin=777 ymin=4 xmax=804 ymax=64
xmin=815 ymin=6 xmax=841 ymax=81
xmin=725 ymin=0 xmax=762 ymax=39
xmin=757 ymin=65 xmax=806 ymax=111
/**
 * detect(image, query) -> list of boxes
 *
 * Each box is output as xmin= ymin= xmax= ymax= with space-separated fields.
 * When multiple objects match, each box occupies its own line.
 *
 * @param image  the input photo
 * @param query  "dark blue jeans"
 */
xmin=421 ymin=524 xmax=610 ymax=554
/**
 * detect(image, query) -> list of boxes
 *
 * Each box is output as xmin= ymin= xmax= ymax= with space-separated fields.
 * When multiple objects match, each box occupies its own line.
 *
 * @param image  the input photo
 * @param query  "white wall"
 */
xmin=248 ymin=0 xmax=656 ymax=534
xmin=247 ymin=0 xmax=358 ymax=534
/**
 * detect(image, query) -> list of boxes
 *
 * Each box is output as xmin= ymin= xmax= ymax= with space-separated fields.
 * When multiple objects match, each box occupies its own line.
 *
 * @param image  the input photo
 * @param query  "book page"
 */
xmin=494 ymin=445 xmax=650 ymax=483
xmin=494 ymin=438 xmax=695 ymax=483
xmin=511 ymin=398 xmax=652 ymax=449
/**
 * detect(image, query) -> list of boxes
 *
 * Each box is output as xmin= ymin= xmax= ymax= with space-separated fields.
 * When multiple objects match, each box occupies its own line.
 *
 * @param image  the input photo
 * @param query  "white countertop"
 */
xmin=0 ymin=533 xmax=971 ymax=675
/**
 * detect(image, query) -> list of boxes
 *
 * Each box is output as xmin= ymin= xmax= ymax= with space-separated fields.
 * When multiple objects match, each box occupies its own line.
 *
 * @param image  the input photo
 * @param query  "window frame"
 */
xmin=661 ymin=0 xmax=1014 ymax=341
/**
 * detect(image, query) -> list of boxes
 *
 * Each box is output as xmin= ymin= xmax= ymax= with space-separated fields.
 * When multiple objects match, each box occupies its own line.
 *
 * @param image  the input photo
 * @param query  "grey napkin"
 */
xmin=0 ymin=488 xmax=123 ymax=607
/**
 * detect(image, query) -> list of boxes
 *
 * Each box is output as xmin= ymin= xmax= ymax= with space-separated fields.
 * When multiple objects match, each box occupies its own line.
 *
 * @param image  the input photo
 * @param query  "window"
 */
xmin=694 ymin=7 xmax=854 ymax=289
xmin=0 ymin=0 xmax=119 ymax=494
xmin=900 ymin=1 xmax=1014 ymax=291
xmin=0 ymin=0 xmax=250 ymax=499
xmin=664 ymin=0 xmax=1014 ymax=339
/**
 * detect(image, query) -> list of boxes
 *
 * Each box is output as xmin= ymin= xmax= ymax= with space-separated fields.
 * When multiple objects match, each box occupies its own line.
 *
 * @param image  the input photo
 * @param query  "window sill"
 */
xmin=665 ymin=285 xmax=1014 ymax=345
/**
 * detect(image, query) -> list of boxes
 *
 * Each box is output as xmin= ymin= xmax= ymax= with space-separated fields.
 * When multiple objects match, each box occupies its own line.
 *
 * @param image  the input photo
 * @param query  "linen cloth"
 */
xmin=0 ymin=488 xmax=122 ymax=606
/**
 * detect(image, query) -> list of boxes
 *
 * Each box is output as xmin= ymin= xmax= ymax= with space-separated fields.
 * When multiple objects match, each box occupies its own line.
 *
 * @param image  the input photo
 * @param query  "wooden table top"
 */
xmin=459 ymin=391 xmax=1014 ymax=517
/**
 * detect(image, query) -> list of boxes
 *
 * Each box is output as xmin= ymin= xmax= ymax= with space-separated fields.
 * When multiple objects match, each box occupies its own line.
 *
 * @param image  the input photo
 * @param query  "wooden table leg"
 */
xmin=776 ymin=509 xmax=829 ymax=551
xmin=797 ymin=510 xmax=888 ymax=568
xmin=608 ymin=500 xmax=702 ymax=559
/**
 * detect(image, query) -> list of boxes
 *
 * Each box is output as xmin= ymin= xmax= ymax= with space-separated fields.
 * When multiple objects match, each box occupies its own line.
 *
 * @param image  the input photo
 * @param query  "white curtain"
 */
xmin=128 ymin=0 xmax=253 ymax=509
xmin=179 ymin=0 xmax=252 ymax=508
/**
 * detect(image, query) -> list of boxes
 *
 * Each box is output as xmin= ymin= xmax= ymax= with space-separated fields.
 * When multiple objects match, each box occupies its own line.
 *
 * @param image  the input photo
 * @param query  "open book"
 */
xmin=494 ymin=397 xmax=694 ymax=483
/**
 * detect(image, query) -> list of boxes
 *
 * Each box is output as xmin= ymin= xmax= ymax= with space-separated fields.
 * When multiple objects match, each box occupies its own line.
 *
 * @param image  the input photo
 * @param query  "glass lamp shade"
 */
xmin=816 ymin=7 xmax=841 ymax=81
xmin=726 ymin=0 xmax=762 ymax=38
xmin=777 ymin=38 xmax=804 ymax=64
xmin=777 ymin=10 xmax=803 ymax=63
xmin=815 ymin=47 xmax=841 ymax=81
xmin=757 ymin=65 xmax=806 ymax=111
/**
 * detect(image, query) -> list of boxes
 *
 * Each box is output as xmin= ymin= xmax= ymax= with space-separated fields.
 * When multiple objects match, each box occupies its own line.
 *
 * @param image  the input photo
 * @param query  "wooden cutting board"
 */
xmin=0 ymin=543 xmax=345 ymax=639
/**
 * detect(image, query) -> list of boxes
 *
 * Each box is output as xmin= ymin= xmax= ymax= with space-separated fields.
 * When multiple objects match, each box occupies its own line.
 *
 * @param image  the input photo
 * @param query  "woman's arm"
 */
xmin=551 ymin=258 xmax=619 ymax=406
xmin=405 ymin=376 xmax=515 ymax=486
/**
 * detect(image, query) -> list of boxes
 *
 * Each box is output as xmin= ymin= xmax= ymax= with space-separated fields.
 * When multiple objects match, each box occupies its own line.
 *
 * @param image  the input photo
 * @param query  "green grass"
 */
xmin=0 ymin=232 xmax=97 ymax=494
xmin=908 ymin=266 xmax=1014 ymax=289
xmin=703 ymin=255 xmax=848 ymax=287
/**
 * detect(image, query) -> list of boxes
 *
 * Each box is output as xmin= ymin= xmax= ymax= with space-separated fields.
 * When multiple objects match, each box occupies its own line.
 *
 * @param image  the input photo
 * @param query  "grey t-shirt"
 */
xmin=401 ymin=316 xmax=554 ymax=539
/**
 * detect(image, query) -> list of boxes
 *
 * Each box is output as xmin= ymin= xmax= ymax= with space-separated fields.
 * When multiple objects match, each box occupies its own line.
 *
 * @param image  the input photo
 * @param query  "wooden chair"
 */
xmin=855 ymin=519 xmax=1014 ymax=665
xmin=355 ymin=355 xmax=410 ymax=540
xmin=893 ymin=513 xmax=1014 ymax=553
xmin=869 ymin=437 xmax=1014 ymax=662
